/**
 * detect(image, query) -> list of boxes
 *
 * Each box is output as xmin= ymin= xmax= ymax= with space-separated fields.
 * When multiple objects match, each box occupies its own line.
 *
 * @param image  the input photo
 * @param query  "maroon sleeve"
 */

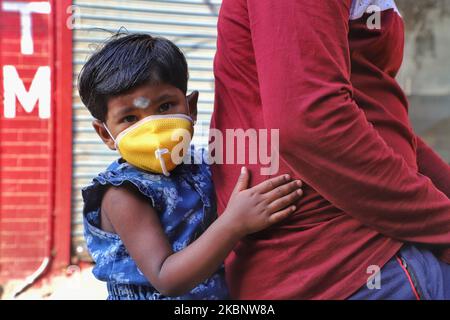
xmin=248 ymin=0 xmax=450 ymax=246
xmin=416 ymin=136 xmax=450 ymax=198
xmin=415 ymin=136 xmax=450 ymax=261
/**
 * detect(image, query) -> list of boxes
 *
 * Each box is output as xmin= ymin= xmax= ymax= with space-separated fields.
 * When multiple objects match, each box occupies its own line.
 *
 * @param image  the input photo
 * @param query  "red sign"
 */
xmin=0 ymin=0 xmax=72 ymax=285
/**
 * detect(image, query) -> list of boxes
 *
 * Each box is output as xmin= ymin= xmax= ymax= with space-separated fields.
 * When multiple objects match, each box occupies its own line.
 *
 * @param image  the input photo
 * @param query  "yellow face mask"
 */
xmin=104 ymin=114 xmax=194 ymax=176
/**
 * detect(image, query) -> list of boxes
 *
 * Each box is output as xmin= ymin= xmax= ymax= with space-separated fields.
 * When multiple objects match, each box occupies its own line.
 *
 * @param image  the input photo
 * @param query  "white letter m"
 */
xmin=3 ymin=65 xmax=51 ymax=119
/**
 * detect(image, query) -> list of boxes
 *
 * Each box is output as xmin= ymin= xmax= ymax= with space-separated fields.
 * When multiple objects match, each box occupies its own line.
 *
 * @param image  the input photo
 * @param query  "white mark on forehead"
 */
xmin=133 ymin=97 xmax=151 ymax=109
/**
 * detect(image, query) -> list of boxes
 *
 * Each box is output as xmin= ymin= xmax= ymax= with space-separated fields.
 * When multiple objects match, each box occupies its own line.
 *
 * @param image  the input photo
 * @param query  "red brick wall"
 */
xmin=0 ymin=0 xmax=72 ymax=283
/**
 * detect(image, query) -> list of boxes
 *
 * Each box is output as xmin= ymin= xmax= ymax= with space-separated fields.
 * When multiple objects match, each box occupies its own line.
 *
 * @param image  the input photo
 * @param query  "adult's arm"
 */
xmin=416 ymin=136 xmax=450 ymax=198
xmin=248 ymin=0 xmax=450 ymax=248
xmin=415 ymin=136 xmax=450 ymax=260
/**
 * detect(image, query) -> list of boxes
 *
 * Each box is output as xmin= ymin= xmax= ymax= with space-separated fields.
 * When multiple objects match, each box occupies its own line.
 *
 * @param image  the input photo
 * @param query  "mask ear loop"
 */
xmin=103 ymin=123 xmax=117 ymax=149
xmin=155 ymin=148 xmax=171 ymax=177
xmin=186 ymin=97 xmax=197 ymax=126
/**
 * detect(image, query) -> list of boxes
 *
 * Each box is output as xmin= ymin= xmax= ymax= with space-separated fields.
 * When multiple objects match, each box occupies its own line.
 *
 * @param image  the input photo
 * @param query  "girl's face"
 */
xmin=93 ymin=83 xmax=198 ymax=151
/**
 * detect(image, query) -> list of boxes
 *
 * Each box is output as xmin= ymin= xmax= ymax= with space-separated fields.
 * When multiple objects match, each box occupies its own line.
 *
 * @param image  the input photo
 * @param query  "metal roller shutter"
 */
xmin=71 ymin=0 xmax=222 ymax=261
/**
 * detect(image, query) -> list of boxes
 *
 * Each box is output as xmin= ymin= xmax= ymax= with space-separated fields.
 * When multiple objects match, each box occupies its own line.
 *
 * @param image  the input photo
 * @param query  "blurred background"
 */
xmin=0 ymin=0 xmax=449 ymax=299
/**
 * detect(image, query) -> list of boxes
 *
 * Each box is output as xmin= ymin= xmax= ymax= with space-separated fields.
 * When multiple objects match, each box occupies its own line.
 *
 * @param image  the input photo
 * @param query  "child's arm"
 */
xmin=101 ymin=167 xmax=303 ymax=297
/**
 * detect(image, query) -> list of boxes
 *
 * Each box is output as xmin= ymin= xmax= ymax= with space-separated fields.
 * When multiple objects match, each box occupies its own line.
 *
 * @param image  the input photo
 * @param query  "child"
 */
xmin=79 ymin=34 xmax=303 ymax=300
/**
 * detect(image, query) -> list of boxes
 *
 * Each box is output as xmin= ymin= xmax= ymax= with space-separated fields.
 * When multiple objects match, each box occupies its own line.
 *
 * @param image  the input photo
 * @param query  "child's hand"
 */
xmin=223 ymin=167 xmax=303 ymax=237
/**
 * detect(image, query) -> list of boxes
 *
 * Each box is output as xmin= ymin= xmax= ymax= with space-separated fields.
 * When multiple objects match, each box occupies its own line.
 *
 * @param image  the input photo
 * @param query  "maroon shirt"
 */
xmin=211 ymin=0 xmax=450 ymax=299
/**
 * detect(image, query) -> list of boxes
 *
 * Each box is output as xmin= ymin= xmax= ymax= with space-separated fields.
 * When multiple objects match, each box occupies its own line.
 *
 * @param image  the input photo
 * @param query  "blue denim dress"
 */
xmin=81 ymin=150 xmax=229 ymax=300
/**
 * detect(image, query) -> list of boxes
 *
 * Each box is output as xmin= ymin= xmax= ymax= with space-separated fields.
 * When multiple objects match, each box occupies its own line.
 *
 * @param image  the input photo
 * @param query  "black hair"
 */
xmin=78 ymin=33 xmax=189 ymax=121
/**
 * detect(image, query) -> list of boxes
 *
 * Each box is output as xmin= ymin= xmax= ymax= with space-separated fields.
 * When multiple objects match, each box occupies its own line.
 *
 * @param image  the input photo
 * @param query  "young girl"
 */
xmin=79 ymin=34 xmax=304 ymax=300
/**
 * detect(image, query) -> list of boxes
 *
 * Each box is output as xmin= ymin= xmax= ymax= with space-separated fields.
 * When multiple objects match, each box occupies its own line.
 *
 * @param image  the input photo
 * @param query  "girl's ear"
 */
xmin=187 ymin=90 xmax=199 ymax=124
xmin=93 ymin=120 xmax=117 ymax=151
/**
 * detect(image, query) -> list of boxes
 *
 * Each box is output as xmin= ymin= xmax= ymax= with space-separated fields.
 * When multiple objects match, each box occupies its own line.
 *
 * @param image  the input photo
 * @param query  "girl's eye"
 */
xmin=158 ymin=103 xmax=173 ymax=113
xmin=123 ymin=115 xmax=138 ymax=123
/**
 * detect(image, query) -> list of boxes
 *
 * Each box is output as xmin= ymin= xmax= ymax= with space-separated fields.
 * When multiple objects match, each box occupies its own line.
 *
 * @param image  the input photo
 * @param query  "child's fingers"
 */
xmin=264 ymin=180 xmax=303 ymax=202
xmin=267 ymin=189 xmax=303 ymax=213
xmin=267 ymin=206 xmax=297 ymax=224
xmin=231 ymin=167 xmax=250 ymax=195
xmin=253 ymin=174 xmax=292 ymax=194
